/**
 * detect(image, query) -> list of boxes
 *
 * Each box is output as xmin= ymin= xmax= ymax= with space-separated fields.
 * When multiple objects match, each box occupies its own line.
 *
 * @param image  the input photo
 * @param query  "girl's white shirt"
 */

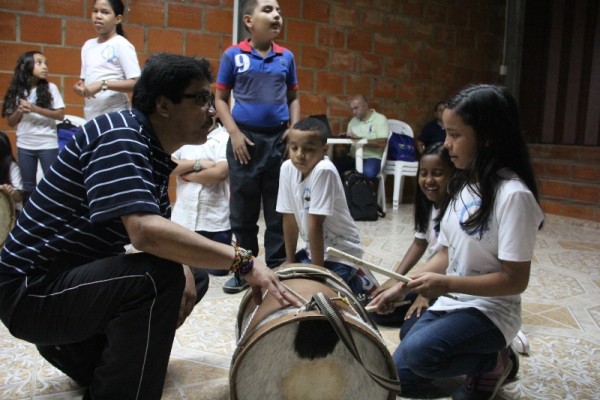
xmin=80 ymin=34 xmax=141 ymax=121
xmin=429 ymin=170 xmax=544 ymax=343
xmin=15 ymin=83 xmax=65 ymax=150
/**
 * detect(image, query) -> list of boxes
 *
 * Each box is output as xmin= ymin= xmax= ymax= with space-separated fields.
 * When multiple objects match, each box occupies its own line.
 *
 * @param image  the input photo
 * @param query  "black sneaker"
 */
xmin=223 ymin=273 xmax=250 ymax=294
xmin=507 ymin=345 xmax=519 ymax=380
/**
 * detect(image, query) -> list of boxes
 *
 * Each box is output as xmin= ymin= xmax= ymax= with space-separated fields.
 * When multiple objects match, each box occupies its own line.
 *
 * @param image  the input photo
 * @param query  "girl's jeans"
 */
xmin=395 ymin=308 xmax=506 ymax=394
xmin=294 ymin=249 xmax=367 ymax=295
xmin=196 ymin=229 xmax=232 ymax=276
xmin=17 ymin=147 xmax=58 ymax=196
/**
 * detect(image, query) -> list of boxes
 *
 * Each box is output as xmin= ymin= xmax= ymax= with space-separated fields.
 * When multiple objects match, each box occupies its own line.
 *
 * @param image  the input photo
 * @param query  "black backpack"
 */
xmin=342 ymin=170 xmax=385 ymax=221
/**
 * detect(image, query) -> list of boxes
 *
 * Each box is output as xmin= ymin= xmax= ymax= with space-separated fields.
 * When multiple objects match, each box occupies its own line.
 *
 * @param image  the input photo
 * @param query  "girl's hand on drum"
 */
xmin=367 ymin=282 xmax=408 ymax=314
xmin=245 ymin=264 xmax=303 ymax=307
xmin=404 ymin=295 xmax=430 ymax=320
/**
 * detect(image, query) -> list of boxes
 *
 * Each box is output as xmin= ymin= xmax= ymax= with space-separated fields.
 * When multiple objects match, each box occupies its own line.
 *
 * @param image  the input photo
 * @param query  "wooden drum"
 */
xmin=230 ymin=264 xmax=398 ymax=400
xmin=0 ymin=188 xmax=16 ymax=249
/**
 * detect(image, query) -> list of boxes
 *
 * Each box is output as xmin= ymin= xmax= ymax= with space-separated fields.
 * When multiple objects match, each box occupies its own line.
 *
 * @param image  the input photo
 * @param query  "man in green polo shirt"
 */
xmin=335 ymin=94 xmax=390 ymax=181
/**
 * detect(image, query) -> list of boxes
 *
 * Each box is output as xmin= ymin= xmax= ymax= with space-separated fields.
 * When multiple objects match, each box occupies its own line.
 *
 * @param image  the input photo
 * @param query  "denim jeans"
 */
xmin=17 ymin=147 xmax=58 ymax=195
xmin=294 ymin=249 xmax=367 ymax=295
xmin=196 ymin=229 xmax=232 ymax=276
xmin=394 ymin=308 xmax=506 ymax=394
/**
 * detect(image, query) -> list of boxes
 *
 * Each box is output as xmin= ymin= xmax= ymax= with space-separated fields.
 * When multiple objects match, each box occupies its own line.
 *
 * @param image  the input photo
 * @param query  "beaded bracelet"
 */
xmin=230 ymin=246 xmax=254 ymax=275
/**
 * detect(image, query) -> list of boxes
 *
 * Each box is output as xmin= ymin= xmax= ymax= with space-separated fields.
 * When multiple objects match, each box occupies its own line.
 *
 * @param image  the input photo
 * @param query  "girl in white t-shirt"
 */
xmin=1 ymin=51 xmax=65 ymax=201
xmin=369 ymin=142 xmax=453 ymax=330
xmin=73 ymin=0 xmax=141 ymax=121
xmin=369 ymin=85 xmax=544 ymax=400
xmin=0 ymin=131 xmax=23 ymax=213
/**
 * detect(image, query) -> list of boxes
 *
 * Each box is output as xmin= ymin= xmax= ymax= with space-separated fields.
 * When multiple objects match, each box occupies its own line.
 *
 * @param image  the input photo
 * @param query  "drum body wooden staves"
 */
xmin=0 ymin=188 xmax=16 ymax=249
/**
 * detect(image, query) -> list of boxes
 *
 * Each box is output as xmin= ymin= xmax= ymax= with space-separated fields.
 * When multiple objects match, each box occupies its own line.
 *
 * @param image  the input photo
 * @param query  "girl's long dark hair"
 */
xmin=0 ymin=131 xmax=16 ymax=185
xmin=414 ymin=142 xmax=454 ymax=233
xmin=439 ymin=84 xmax=541 ymax=236
xmin=107 ymin=0 xmax=126 ymax=37
xmin=1 ymin=51 xmax=52 ymax=117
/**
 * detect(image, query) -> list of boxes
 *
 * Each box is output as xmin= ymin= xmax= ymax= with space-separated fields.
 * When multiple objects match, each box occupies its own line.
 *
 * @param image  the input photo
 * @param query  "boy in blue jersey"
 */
xmin=216 ymin=0 xmax=300 ymax=293
xmin=0 ymin=53 xmax=299 ymax=400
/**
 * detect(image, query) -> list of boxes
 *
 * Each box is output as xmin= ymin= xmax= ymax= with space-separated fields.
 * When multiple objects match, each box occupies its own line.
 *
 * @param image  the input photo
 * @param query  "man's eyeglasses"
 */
xmin=179 ymin=92 xmax=214 ymax=109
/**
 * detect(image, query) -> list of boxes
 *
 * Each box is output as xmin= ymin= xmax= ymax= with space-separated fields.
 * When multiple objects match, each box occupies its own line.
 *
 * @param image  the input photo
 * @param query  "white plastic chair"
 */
xmin=377 ymin=119 xmax=419 ymax=211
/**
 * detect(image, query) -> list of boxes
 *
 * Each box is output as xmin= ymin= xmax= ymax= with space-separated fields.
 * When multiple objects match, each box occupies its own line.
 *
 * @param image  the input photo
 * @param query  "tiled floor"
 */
xmin=1 ymin=205 xmax=599 ymax=399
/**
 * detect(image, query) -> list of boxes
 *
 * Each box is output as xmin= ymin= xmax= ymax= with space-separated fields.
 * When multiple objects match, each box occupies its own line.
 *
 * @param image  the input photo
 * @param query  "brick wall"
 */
xmin=0 ymin=0 xmax=506 ymax=135
xmin=0 ymin=0 xmax=506 ymax=200
xmin=531 ymin=144 xmax=600 ymax=223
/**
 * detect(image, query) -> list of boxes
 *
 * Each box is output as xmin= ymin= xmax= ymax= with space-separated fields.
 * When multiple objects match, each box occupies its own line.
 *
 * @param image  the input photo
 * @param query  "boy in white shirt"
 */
xmin=171 ymin=108 xmax=230 ymax=278
xmin=276 ymin=117 xmax=377 ymax=296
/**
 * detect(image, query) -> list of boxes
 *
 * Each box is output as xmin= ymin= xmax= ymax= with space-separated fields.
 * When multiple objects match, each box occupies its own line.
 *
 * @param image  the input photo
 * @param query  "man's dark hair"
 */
xmin=292 ymin=117 xmax=331 ymax=144
xmin=132 ymin=53 xmax=213 ymax=115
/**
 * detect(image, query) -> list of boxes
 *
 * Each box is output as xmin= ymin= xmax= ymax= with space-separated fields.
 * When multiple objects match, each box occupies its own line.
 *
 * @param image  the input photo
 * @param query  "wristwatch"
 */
xmin=100 ymin=80 xmax=108 ymax=91
xmin=193 ymin=159 xmax=203 ymax=172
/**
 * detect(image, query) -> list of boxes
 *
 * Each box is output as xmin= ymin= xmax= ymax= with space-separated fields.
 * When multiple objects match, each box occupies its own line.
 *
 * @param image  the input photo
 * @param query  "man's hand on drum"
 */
xmin=244 ymin=261 xmax=303 ymax=307
xmin=367 ymin=281 xmax=409 ymax=314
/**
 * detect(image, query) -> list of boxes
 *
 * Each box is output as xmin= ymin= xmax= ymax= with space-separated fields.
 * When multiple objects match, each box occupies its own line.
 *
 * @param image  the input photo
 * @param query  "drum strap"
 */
xmin=311 ymin=292 xmax=403 ymax=395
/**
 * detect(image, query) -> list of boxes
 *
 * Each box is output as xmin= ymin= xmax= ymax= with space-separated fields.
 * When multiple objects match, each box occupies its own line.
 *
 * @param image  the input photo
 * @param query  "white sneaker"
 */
xmin=511 ymin=330 xmax=530 ymax=355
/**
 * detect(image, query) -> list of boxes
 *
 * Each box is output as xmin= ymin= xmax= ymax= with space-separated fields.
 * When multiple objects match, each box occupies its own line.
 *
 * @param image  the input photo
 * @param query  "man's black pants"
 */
xmin=0 ymin=252 xmax=189 ymax=399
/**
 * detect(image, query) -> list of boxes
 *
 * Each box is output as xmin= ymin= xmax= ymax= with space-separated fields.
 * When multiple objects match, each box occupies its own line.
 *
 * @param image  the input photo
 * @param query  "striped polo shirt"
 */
xmin=0 ymin=110 xmax=174 ymax=287
xmin=216 ymin=38 xmax=298 ymax=129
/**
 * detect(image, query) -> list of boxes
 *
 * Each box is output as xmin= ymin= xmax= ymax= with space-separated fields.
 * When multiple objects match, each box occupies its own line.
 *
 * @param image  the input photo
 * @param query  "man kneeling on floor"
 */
xmin=0 ymin=52 xmax=300 ymax=400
